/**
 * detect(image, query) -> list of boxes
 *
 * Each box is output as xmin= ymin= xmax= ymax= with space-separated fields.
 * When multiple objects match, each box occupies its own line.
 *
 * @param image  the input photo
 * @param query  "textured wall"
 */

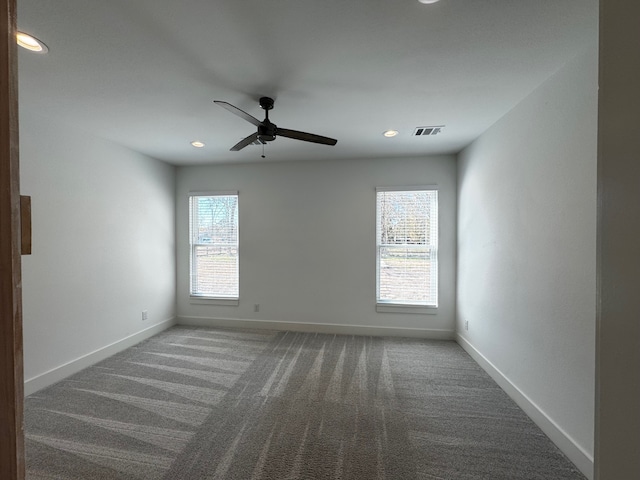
xmin=20 ymin=112 xmax=176 ymax=383
xmin=176 ymin=156 xmax=456 ymax=335
xmin=457 ymin=48 xmax=597 ymax=477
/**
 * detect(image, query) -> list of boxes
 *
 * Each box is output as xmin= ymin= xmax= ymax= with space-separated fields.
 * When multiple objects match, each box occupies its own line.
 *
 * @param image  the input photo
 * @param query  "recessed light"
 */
xmin=191 ymin=141 xmax=205 ymax=148
xmin=383 ymin=130 xmax=399 ymax=138
xmin=418 ymin=0 xmax=440 ymax=4
xmin=16 ymin=32 xmax=48 ymax=53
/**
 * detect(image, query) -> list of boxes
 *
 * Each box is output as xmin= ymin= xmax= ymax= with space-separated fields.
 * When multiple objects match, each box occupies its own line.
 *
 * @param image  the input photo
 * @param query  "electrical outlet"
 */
xmin=465 ymin=320 xmax=469 ymax=331
xmin=142 ymin=310 xmax=148 ymax=321
xmin=254 ymin=304 xmax=260 ymax=313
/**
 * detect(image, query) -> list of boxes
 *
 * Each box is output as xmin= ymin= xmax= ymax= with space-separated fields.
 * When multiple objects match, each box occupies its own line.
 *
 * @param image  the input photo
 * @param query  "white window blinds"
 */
xmin=189 ymin=193 xmax=239 ymax=298
xmin=376 ymin=188 xmax=438 ymax=306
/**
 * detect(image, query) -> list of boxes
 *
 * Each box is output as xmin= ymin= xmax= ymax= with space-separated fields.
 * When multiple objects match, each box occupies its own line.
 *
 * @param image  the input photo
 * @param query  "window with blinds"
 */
xmin=376 ymin=188 xmax=438 ymax=307
xmin=189 ymin=193 xmax=239 ymax=298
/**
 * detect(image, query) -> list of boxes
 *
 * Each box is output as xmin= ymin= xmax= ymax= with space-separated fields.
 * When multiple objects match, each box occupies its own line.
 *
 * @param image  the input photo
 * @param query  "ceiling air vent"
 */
xmin=414 ymin=125 xmax=444 ymax=136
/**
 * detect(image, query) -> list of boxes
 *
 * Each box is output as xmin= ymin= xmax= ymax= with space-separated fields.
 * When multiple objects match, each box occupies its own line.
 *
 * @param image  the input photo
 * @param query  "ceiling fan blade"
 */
xmin=214 ymin=101 xmax=262 ymax=127
xmin=277 ymin=128 xmax=337 ymax=146
xmin=230 ymin=132 xmax=259 ymax=151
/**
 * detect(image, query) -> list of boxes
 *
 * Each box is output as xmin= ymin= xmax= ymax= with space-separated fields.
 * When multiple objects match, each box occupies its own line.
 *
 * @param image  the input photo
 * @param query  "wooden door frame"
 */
xmin=595 ymin=1 xmax=640 ymax=477
xmin=0 ymin=0 xmax=25 ymax=478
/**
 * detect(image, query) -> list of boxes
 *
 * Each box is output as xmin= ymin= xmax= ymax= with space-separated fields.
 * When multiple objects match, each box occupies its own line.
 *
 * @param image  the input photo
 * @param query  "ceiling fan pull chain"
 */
xmin=261 ymin=143 xmax=266 ymax=159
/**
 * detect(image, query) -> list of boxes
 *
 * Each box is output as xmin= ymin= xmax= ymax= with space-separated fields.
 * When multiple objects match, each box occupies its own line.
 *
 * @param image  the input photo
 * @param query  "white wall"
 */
xmin=457 ymin=48 xmax=597 ymax=478
xmin=176 ymin=156 xmax=456 ymax=337
xmin=20 ymin=112 xmax=176 ymax=393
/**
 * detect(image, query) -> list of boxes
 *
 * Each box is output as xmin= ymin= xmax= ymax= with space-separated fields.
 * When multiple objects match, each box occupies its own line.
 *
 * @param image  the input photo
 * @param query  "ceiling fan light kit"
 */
xmin=214 ymin=97 xmax=338 ymax=154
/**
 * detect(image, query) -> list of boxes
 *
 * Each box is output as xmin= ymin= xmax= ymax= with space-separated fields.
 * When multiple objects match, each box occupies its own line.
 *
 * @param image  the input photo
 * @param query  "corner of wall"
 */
xmin=24 ymin=317 xmax=177 ymax=396
xmin=456 ymin=334 xmax=594 ymax=479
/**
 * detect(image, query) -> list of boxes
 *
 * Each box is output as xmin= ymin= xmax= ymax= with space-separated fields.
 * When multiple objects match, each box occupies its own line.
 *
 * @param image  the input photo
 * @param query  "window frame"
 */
xmin=375 ymin=186 xmax=438 ymax=314
xmin=188 ymin=191 xmax=239 ymax=306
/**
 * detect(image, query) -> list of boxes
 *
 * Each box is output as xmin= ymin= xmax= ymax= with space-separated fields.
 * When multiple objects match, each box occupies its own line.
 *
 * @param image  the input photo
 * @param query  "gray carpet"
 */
xmin=25 ymin=326 xmax=587 ymax=479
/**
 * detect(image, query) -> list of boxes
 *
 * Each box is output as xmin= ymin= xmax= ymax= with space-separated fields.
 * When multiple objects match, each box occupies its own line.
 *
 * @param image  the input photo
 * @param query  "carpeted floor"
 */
xmin=25 ymin=326 xmax=587 ymax=479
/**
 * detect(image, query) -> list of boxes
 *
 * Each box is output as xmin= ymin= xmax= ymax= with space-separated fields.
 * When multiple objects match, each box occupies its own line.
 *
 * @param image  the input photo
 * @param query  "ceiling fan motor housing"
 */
xmin=258 ymin=122 xmax=277 ymax=142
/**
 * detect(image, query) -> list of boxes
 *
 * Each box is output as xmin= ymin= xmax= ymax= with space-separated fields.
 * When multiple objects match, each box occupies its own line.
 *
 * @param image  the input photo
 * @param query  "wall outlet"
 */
xmin=464 ymin=320 xmax=469 ymax=331
xmin=142 ymin=310 xmax=148 ymax=321
xmin=254 ymin=304 xmax=260 ymax=313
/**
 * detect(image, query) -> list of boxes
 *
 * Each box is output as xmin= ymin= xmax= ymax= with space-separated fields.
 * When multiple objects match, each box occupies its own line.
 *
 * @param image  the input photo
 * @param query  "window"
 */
xmin=189 ymin=193 xmax=239 ymax=300
xmin=376 ymin=187 xmax=438 ymax=309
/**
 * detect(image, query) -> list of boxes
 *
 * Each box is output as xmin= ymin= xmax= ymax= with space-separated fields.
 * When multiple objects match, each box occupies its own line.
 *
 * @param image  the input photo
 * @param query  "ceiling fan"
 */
xmin=214 ymin=97 xmax=338 ymax=152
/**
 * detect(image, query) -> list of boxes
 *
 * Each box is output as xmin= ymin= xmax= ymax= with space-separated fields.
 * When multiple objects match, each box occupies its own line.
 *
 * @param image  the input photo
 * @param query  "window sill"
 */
xmin=190 ymin=297 xmax=239 ymax=306
xmin=376 ymin=303 xmax=437 ymax=315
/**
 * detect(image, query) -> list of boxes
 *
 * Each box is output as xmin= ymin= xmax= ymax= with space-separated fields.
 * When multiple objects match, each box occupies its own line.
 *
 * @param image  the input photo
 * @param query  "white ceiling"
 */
xmin=17 ymin=0 xmax=597 ymax=166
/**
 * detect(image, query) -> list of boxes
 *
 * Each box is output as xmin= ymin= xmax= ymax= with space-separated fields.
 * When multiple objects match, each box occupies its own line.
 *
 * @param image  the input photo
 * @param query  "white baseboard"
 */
xmin=24 ymin=317 xmax=177 ymax=396
xmin=177 ymin=316 xmax=455 ymax=340
xmin=456 ymin=334 xmax=594 ymax=480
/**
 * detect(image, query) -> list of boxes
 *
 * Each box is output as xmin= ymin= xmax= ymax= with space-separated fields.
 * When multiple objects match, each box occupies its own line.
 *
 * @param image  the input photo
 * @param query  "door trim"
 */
xmin=0 ymin=0 xmax=25 ymax=478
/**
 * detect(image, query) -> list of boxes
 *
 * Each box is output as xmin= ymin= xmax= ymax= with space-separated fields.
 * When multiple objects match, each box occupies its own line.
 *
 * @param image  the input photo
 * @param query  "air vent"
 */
xmin=413 ymin=125 xmax=444 ymax=136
